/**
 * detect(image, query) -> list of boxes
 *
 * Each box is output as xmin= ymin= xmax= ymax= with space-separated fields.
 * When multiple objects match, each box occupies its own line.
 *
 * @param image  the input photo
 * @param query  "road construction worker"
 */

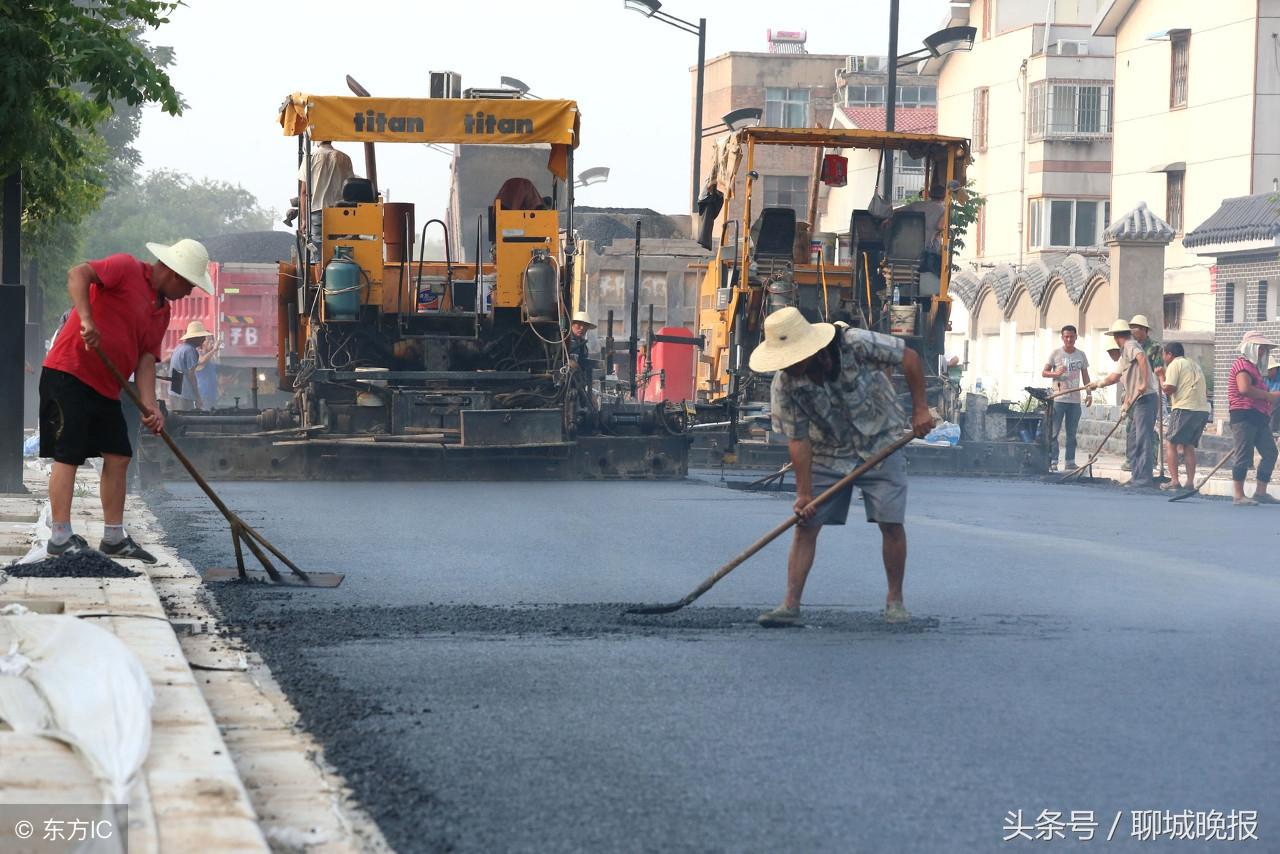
xmin=568 ymin=310 xmax=597 ymax=410
xmin=168 ymin=320 xmax=212 ymax=412
xmin=40 ymin=239 xmax=215 ymax=562
xmin=1088 ymin=318 xmax=1159 ymax=487
xmin=751 ymin=306 xmax=933 ymax=627
xmin=299 ymin=140 xmax=356 ymax=244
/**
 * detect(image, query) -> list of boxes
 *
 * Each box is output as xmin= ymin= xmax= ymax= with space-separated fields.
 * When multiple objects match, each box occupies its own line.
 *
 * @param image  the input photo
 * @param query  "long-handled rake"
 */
xmin=1168 ymin=450 xmax=1232 ymax=503
xmin=1060 ymin=399 xmax=1133 ymax=482
xmin=625 ymin=433 xmax=914 ymax=615
xmin=93 ymin=345 xmax=342 ymax=587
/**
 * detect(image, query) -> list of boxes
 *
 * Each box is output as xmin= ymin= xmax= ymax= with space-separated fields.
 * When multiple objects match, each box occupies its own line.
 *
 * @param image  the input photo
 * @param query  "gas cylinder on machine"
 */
xmin=523 ymin=249 xmax=559 ymax=322
xmin=322 ymin=246 xmax=362 ymax=322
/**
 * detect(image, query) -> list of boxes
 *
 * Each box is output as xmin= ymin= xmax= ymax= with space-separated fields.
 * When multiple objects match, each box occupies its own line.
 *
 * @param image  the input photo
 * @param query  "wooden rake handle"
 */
xmin=628 ymin=433 xmax=915 ymax=615
xmin=90 ymin=344 xmax=308 ymax=583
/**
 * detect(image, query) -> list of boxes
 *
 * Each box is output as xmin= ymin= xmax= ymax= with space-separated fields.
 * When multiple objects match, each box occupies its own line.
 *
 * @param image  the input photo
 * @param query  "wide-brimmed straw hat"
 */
xmin=749 ymin=307 xmax=835 ymax=373
xmin=1106 ymin=318 xmax=1132 ymax=336
xmin=1242 ymin=329 xmax=1276 ymax=348
xmin=147 ymin=238 xmax=214 ymax=294
xmin=180 ymin=320 xmax=212 ymax=340
xmin=570 ymin=311 xmax=596 ymax=330
xmin=1129 ymin=314 xmax=1152 ymax=329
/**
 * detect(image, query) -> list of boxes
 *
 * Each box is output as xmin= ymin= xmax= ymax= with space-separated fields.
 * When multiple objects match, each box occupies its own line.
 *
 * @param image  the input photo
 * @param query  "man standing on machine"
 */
xmin=750 ymin=307 xmax=933 ymax=627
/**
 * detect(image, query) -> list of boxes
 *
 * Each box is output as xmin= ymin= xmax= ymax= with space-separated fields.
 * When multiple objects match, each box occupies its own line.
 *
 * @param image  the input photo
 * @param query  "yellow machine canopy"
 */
xmin=279 ymin=94 xmax=581 ymax=178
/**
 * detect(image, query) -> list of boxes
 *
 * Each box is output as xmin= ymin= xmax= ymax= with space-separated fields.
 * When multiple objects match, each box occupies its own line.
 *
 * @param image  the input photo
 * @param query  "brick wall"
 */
xmin=1212 ymin=251 xmax=1280 ymax=413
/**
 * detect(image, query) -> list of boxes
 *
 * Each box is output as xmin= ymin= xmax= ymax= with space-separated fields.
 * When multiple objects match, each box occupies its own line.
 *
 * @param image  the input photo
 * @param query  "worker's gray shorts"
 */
xmin=801 ymin=454 xmax=908 ymax=528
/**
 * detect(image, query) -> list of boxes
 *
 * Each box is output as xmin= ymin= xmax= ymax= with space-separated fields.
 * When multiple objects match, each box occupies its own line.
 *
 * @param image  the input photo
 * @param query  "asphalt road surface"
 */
xmin=150 ymin=474 xmax=1279 ymax=853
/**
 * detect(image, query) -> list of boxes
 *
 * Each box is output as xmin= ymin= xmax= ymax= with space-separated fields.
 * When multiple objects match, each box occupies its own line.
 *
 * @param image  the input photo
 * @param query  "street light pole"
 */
xmin=691 ymin=17 xmax=706 ymax=214
xmin=624 ymin=2 xmax=707 ymax=216
xmin=884 ymin=0 xmax=900 ymax=203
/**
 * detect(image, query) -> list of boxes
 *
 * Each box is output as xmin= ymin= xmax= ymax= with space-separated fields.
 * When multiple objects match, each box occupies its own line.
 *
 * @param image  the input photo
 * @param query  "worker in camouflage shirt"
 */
xmin=750 ymin=307 xmax=933 ymax=628
xmin=1126 ymin=315 xmax=1163 ymax=472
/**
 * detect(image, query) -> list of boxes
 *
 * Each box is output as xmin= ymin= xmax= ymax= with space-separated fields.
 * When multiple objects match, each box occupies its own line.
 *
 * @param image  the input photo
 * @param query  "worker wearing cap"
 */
xmin=168 ymin=320 xmax=212 ymax=412
xmin=1087 ymin=318 xmax=1159 ymax=486
xmin=1226 ymin=330 xmax=1280 ymax=506
xmin=568 ymin=310 xmax=597 ymax=410
xmin=40 ymin=239 xmax=215 ymax=562
xmin=751 ymin=307 xmax=933 ymax=627
xmin=1126 ymin=314 xmax=1164 ymax=471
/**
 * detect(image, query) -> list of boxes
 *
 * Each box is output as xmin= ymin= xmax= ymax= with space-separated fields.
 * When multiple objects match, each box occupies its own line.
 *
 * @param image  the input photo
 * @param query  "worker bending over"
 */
xmin=39 ymin=239 xmax=214 ymax=561
xmin=750 ymin=307 xmax=933 ymax=627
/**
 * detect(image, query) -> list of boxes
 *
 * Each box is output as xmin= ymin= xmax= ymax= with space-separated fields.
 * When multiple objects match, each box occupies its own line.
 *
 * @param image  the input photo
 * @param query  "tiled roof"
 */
xmin=1183 ymin=193 xmax=1280 ymax=248
xmin=1103 ymin=201 xmax=1175 ymax=244
xmin=840 ymin=106 xmax=937 ymax=134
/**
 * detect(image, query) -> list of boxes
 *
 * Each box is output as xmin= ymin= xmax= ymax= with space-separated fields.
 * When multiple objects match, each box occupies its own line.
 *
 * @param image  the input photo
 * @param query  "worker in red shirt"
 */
xmin=40 ymin=239 xmax=214 ymax=561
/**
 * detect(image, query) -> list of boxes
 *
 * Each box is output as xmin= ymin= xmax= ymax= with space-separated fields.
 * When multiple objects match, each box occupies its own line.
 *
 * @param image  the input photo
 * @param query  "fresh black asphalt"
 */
xmin=148 ymin=475 xmax=1280 ymax=852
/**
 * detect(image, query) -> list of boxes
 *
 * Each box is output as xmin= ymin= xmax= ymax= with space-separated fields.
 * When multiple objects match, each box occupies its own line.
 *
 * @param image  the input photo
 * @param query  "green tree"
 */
xmin=0 ymin=1 xmax=183 ymax=224
xmin=903 ymin=178 xmax=986 ymax=272
xmin=79 ymin=169 xmax=275 ymax=261
xmin=946 ymin=179 xmax=986 ymax=270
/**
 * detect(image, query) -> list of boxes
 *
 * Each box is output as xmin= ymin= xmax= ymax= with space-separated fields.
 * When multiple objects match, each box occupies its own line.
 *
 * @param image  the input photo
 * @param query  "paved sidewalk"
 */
xmin=1 ymin=462 xmax=386 ymax=853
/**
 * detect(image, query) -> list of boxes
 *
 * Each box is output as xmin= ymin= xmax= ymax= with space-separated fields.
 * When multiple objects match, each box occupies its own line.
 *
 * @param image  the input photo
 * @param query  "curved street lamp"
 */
xmin=574 ymin=166 xmax=611 ymax=188
xmin=700 ymin=107 xmax=763 ymax=138
xmin=882 ymin=0 xmax=978 ymax=199
xmin=500 ymin=76 xmax=538 ymax=99
xmin=623 ymin=0 xmax=707 ymax=215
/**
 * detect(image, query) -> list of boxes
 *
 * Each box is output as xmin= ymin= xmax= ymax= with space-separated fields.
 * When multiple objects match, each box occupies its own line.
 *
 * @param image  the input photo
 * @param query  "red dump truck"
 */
xmin=162 ymin=261 xmax=282 ymax=408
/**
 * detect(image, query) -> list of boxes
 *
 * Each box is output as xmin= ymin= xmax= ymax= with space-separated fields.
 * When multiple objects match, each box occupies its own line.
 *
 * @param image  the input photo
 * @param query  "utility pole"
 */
xmin=883 ymin=0 xmax=901 ymax=203
xmin=1 ymin=170 xmax=26 ymax=492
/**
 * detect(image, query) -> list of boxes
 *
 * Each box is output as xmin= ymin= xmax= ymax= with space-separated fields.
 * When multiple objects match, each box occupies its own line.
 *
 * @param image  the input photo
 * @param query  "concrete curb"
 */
xmin=1 ymin=463 xmax=389 ymax=852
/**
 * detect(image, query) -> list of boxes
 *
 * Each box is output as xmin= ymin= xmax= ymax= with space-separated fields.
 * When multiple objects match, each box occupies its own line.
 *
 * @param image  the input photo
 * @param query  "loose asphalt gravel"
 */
xmin=148 ymin=473 xmax=1280 ymax=853
xmin=6 ymin=550 xmax=139 ymax=578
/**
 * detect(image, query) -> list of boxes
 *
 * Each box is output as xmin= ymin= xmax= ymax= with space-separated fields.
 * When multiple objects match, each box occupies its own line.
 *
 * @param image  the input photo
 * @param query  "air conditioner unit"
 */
xmin=845 ymin=55 xmax=857 ymax=74
xmin=1054 ymin=39 xmax=1089 ymax=56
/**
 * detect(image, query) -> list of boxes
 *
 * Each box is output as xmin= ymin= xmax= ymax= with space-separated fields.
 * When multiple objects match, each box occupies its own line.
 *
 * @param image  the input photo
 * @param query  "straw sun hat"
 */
xmin=1105 ymin=318 xmax=1132 ymax=336
xmin=749 ymin=307 xmax=835 ymax=373
xmin=570 ymin=311 xmax=597 ymax=330
xmin=146 ymin=238 xmax=215 ymax=294
xmin=180 ymin=320 xmax=212 ymax=340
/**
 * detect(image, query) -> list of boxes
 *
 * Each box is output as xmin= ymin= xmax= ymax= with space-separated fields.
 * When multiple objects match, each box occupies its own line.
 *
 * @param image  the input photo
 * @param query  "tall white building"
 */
xmin=1095 ymin=0 xmax=1280 ymax=349
xmin=926 ymin=0 xmax=1118 ymax=401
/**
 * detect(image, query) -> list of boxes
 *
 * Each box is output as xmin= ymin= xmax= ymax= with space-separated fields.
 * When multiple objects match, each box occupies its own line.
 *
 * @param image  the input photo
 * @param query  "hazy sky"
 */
xmin=134 ymin=0 xmax=944 ymax=224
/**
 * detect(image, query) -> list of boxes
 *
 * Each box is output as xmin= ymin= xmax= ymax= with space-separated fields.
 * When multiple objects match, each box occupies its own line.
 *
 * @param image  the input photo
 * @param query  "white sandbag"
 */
xmin=0 ymin=614 xmax=154 ymax=804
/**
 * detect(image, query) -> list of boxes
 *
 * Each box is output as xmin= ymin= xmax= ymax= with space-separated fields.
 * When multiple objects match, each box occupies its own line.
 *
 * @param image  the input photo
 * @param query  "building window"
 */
xmin=1270 ymin=280 xmax=1280 ymax=321
xmin=973 ymin=87 xmax=989 ymax=152
xmin=1029 ymin=81 xmax=1113 ymax=139
xmin=1260 ymin=281 xmax=1270 ymax=322
xmin=765 ymin=87 xmax=810 ymax=128
xmin=762 ymin=175 xmax=808 ymax=217
xmin=897 ymin=85 xmax=936 ymax=106
xmin=982 ymin=0 xmax=994 ymax=40
xmin=1225 ymin=282 xmax=1246 ymax=324
xmin=894 ymin=151 xmax=926 ymax=200
xmin=1028 ymin=199 xmax=1107 ymax=249
xmin=1164 ymin=294 xmax=1184 ymax=331
xmin=976 ymin=206 xmax=986 ymax=257
xmin=1170 ymin=30 xmax=1190 ymax=109
xmin=844 ymin=84 xmax=885 ymax=107
xmin=1166 ymin=171 xmax=1184 ymax=233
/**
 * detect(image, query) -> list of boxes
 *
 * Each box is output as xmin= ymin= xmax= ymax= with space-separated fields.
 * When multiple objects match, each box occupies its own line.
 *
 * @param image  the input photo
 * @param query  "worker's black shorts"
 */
xmin=39 ymin=368 xmax=132 ymax=465
xmin=1167 ymin=409 xmax=1209 ymax=447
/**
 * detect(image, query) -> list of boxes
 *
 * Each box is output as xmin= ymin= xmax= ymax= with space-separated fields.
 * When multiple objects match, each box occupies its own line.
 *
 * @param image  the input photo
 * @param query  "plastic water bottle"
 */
xmin=975 ymin=378 xmax=984 ymax=395
xmin=892 ymin=285 xmax=901 ymax=305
